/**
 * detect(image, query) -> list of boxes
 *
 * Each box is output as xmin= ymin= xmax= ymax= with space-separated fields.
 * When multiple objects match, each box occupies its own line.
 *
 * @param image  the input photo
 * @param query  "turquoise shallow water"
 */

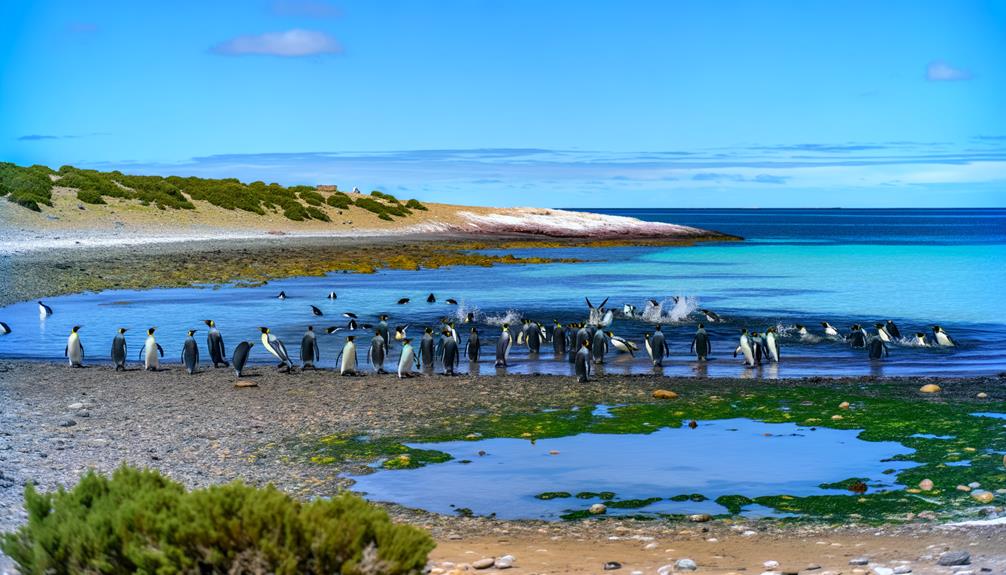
xmin=0 ymin=209 xmax=1003 ymax=377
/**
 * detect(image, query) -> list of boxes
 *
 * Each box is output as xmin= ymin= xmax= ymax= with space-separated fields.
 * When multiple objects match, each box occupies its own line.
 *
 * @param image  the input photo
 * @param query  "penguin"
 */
xmin=932 ymin=325 xmax=956 ymax=347
xmin=821 ymin=322 xmax=840 ymax=338
xmin=552 ymin=321 xmax=567 ymax=356
xmin=446 ymin=298 xmax=458 ymax=305
xmin=259 ymin=327 xmax=293 ymax=372
xmin=700 ymin=309 xmax=722 ymax=323
xmin=591 ymin=329 xmax=609 ymax=364
xmin=585 ymin=297 xmax=612 ymax=327
xmin=38 ymin=301 xmax=53 ymax=319
xmin=181 ymin=329 xmax=200 ymax=375
xmin=232 ymin=341 xmax=254 ymax=377
xmin=345 ymin=319 xmax=358 ymax=331
xmin=885 ymin=320 xmax=902 ymax=339
xmin=516 ymin=319 xmax=528 ymax=346
xmin=419 ymin=327 xmax=435 ymax=369
xmin=847 ymin=324 xmax=867 ymax=348
xmin=65 ymin=326 xmax=84 ymax=367
xmin=376 ymin=315 xmax=390 ymax=353
xmin=395 ymin=324 xmax=409 ymax=341
xmin=337 ymin=335 xmax=358 ymax=375
xmin=397 ymin=298 xmax=410 ymax=305
xmin=622 ymin=304 xmax=637 ymax=318
xmin=867 ymin=333 xmax=889 ymax=360
xmin=343 ymin=312 xmax=358 ymax=319
xmin=326 ymin=326 xmax=343 ymax=335
xmin=466 ymin=327 xmax=481 ymax=362
xmin=327 ymin=291 xmax=337 ymax=300
xmin=733 ymin=329 xmax=755 ymax=367
xmin=300 ymin=326 xmax=320 ymax=369
xmin=690 ymin=324 xmax=712 ymax=361
xmin=608 ymin=332 xmax=637 ymax=356
xmin=495 ymin=324 xmax=513 ymax=367
xmin=763 ymin=327 xmax=780 ymax=362
xmin=794 ymin=324 xmax=808 ymax=336
xmin=427 ymin=293 xmax=436 ymax=303
xmin=749 ymin=332 xmax=765 ymax=365
xmin=0 ymin=321 xmax=10 ymax=335
xmin=440 ymin=330 xmax=460 ymax=375
xmin=203 ymin=320 xmax=229 ymax=368
xmin=575 ymin=324 xmax=591 ymax=352
xmin=574 ymin=341 xmax=591 ymax=383
xmin=649 ymin=325 xmax=669 ymax=367
xmin=367 ymin=331 xmax=387 ymax=373
xmin=397 ymin=339 xmax=418 ymax=378
xmin=913 ymin=332 xmax=930 ymax=346
xmin=140 ymin=327 xmax=164 ymax=371
xmin=310 ymin=305 xmax=324 ymax=317
xmin=111 ymin=328 xmax=128 ymax=371
xmin=276 ymin=291 xmax=287 ymax=300
xmin=449 ymin=321 xmax=460 ymax=344
xmin=526 ymin=321 xmax=542 ymax=353
xmin=874 ymin=323 xmax=892 ymax=343
xmin=464 ymin=312 xmax=476 ymax=324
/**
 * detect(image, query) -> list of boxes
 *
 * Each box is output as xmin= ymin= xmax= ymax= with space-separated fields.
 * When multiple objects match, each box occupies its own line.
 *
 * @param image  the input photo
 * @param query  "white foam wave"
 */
xmin=640 ymin=296 xmax=699 ymax=323
xmin=483 ymin=309 xmax=523 ymax=326
xmin=453 ymin=300 xmax=481 ymax=323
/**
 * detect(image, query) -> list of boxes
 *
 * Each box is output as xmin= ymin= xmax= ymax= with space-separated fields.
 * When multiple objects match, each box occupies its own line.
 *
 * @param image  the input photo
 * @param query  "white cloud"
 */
xmin=926 ymin=61 xmax=972 ymax=81
xmin=212 ymin=29 xmax=341 ymax=57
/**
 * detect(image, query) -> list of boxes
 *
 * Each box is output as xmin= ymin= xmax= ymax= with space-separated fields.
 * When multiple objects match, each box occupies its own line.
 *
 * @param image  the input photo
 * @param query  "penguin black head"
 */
xmin=470 ymin=327 xmax=477 ymax=333
xmin=916 ymin=332 xmax=926 ymax=337
xmin=380 ymin=314 xmax=389 ymax=320
xmin=307 ymin=325 xmax=314 ymax=331
xmin=821 ymin=321 xmax=829 ymax=327
xmin=933 ymin=325 xmax=943 ymax=332
xmin=644 ymin=332 xmax=651 ymax=338
xmin=71 ymin=325 xmax=81 ymax=333
xmin=147 ymin=327 xmax=156 ymax=335
xmin=795 ymin=324 xmax=804 ymax=329
xmin=187 ymin=329 xmax=197 ymax=337
xmin=402 ymin=338 xmax=412 ymax=344
xmin=259 ymin=327 xmax=270 ymax=334
xmin=441 ymin=330 xmax=451 ymax=336
xmin=875 ymin=323 xmax=884 ymax=329
xmin=752 ymin=332 xmax=760 ymax=337
xmin=347 ymin=335 xmax=355 ymax=341
xmin=203 ymin=319 xmax=214 ymax=327
xmin=767 ymin=327 xmax=776 ymax=333
xmin=697 ymin=323 xmax=705 ymax=329
xmin=425 ymin=327 xmax=433 ymax=334
xmin=375 ymin=328 xmax=382 ymax=335
xmin=654 ymin=325 xmax=662 ymax=332
xmin=503 ymin=323 xmax=509 ymax=328
xmin=118 ymin=327 xmax=127 ymax=334
xmin=740 ymin=328 xmax=748 ymax=334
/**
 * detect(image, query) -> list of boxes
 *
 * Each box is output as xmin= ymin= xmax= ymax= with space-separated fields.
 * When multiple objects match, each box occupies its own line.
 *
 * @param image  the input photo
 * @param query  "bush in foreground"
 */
xmin=1 ymin=465 xmax=433 ymax=575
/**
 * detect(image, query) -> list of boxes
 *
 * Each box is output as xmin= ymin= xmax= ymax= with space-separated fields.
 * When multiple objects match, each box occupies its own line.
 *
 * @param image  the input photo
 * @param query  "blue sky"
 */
xmin=2 ymin=0 xmax=1004 ymax=207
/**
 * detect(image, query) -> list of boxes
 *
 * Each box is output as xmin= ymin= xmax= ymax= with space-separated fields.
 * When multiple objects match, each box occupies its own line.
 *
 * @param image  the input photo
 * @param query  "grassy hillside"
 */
xmin=0 ymin=162 xmax=426 ymax=222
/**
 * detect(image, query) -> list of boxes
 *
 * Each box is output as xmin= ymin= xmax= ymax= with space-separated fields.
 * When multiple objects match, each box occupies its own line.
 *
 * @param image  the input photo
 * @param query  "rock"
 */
xmin=893 ymin=567 xmax=911 ymax=574
xmin=971 ymin=491 xmax=994 ymax=504
xmin=873 ymin=568 xmax=894 ymax=575
xmin=968 ymin=481 xmax=981 ymax=488
xmin=839 ymin=402 xmax=850 ymax=409
xmin=956 ymin=484 xmax=971 ymax=492
xmin=850 ymin=558 xmax=869 ymax=566
xmin=604 ymin=561 xmax=623 ymax=570
xmin=919 ymin=384 xmax=941 ymax=393
xmin=658 ymin=565 xmax=674 ymax=575
xmin=937 ymin=551 xmax=970 ymax=567
xmin=688 ymin=513 xmax=712 ymax=522
xmin=765 ymin=561 xmax=780 ymax=570
xmin=68 ymin=402 xmax=85 ymax=410
xmin=675 ymin=558 xmax=698 ymax=571
xmin=472 ymin=557 xmax=495 ymax=569
xmin=494 ymin=555 xmax=514 ymax=569
xmin=831 ymin=415 xmax=844 ymax=420
xmin=806 ymin=565 xmax=822 ymax=571
xmin=589 ymin=503 xmax=607 ymax=514
xmin=653 ymin=389 xmax=679 ymax=399
xmin=644 ymin=542 xmax=659 ymax=550
xmin=918 ymin=479 xmax=934 ymax=491
xmin=977 ymin=392 xmax=988 ymax=398
xmin=234 ymin=380 xmax=258 ymax=388
xmin=77 ymin=410 xmax=90 ymax=418
xmin=58 ymin=419 xmax=76 ymax=427
xmin=742 ymin=530 xmax=757 ymax=537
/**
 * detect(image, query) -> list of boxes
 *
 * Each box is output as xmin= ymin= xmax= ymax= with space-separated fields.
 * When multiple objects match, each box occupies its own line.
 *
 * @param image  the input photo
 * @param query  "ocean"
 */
xmin=1 ymin=208 xmax=1003 ymax=377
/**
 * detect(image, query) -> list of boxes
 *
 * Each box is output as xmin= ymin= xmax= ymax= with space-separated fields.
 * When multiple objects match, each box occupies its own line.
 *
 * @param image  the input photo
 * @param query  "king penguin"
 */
xmin=574 ymin=341 xmax=591 ymax=383
xmin=181 ymin=329 xmax=200 ymax=375
xmin=300 ymin=326 xmax=320 ymax=370
xmin=649 ymin=325 xmax=669 ymax=367
xmin=764 ymin=327 xmax=781 ymax=363
xmin=232 ymin=341 xmax=254 ymax=377
xmin=260 ymin=327 xmax=294 ymax=372
xmin=552 ymin=321 xmax=567 ymax=356
xmin=337 ymin=335 xmax=358 ymax=375
xmin=733 ymin=329 xmax=755 ymax=367
xmin=466 ymin=327 xmax=481 ymax=362
xmin=397 ymin=339 xmax=417 ymax=378
xmin=203 ymin=320 xmax=228 ymax=368
xmin=140 ymin=327 xmax=164 ymax=371
xmin=932 ymin=325 xmax=956 ymax=347
xmin=38 ymin=301 xmax=53 ymax=319
xmin=0 ymin=321 xmax=11 ymax=335
xmin=591 ymin=329 xmax=609 ymax=364
xmin=111 ymin=328 xmax=128 ymax=371
xmin=690 ymin=324 xmax=711 ymax=361
xmin=65 ymin=326 xmax=84 ymax=367
xmin=495 ymin=324 xmax=513 ymax=367
xmin=440 ymin=330 xmax=460 ymax=375
xmin=419 ymin=327 xmax=435 ymax=369
xmin=368 ymin=330 xmax=387 ymax=373
xmin=867 ymin=332 xmax=889 ymax=360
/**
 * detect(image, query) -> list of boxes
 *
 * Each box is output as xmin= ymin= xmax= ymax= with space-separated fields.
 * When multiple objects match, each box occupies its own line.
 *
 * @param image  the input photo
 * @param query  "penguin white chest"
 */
xmin=144 ymin=337 xmax=159 ymax=368
xmin=341 ymin=342 xmax=357 ymax=373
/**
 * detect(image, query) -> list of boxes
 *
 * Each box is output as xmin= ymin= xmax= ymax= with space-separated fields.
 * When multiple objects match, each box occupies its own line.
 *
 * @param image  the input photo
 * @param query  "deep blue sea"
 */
xmin=1 ymin=208 xmax=1003 ymax=377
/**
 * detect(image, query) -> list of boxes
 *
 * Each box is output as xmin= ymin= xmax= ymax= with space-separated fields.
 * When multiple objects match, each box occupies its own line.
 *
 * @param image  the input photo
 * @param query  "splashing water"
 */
xmin=641 ymin=296 xmax=700 ymax=323
xmin=483 ymin=309 xmax=524 ymax=326
xmin=452 ymin=300 xmax=481 ymax=323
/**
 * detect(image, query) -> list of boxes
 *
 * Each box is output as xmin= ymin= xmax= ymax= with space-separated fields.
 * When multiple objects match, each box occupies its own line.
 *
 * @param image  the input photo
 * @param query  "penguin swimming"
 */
xmin=397 ymin=298 xmax=410 ymax=305
xmin=764 ymin=327 xmax=780 ymax=363
xmin=300 ymin=326 xmax=320 ymax=369
xmin=427 ymin=293 xmax=436 ymax=303
xmin=181 ymin=330 xmax=200 ymax=375
xmin=260 ymin=327 xmax=294 ymax=372
xmin=585 ymin=297 xmax=613 ymax=327
xmin=622 ymin=304 xmax=637 ymax=318
xmin=647 ymin=325 xmax=669 ymax=367
xmin=495 ymin=324 xmax=513 ymax=367
xmin=885 ymin=320 xmax=902 ymax=339
xmin=38 ymin=301 xmax=53 ymax=319
xmin=343 ymin=312 xmax=358 ymax=319
xmin=466 ymin=327 xmax=481 ymax=362
xmin=932 ymin=325 xmax=956 ymax=347
xmin=232 ymin=341 xmax=254 ymax=377
xmin=734 ymin=329 xmax=755 ymax=367
xmin=464 ymin=312 xmax=476 ymax=324
xmin=368 ymin=331 xmax=387 ymax=373
xmin=446 ymin=298 xmax=458 ymax=305
xmin=110 ymin=328 xmax=128 ymax=371
xmin=337 ymin=335 xmax=358 ymax=375
xmin=203 ymin=320 xmax=229 ymax=368
xmin=691 ymin=324 xmax=712 ymax=361
xmin=795 ymin=324 xmax=808 ymax=336
xmin=440 ymin=330 xmax=460 ymax=375
xmin=574 ymin=341 xmax=591 ymax=383
xmin=608 ymin=332 xmax=637 ymax=356
xmin=65 ymin=326 xmax=84 ymax=367
xmin=397 ymin=339 xmax=418 ymax=378
xmin=821 ymin=322 xmax=840 ymax=337
xmin=591 ymin=329 xmax=609 ymax=364
xmin=276 ymin=291 xmax=287 ymax=300
xmin=913 ymin=332 xmax=930 ymax=346
xmin=700 ymin=309 xmax=722 ymax=323
xmin=867 ymin=332 xmax=889 ymax=360
xmin=310 ymin=305 xmax=324 ymax=317
xmin=874 ymin=323 xmax=892 ymax=343
xmin=847 ymin=324 xmax=867 ymax=348
xmin=140 ymin=327 xmax=164 ymax=371
xmin=552 ymin=321 xmax=567 ymax=356
xmin=0 ymin=321 xmax=10 ymax=335
xmin=327 ymin=292 xmax=337 ymax=300
xmin=419 ymin=327 xmax=435 ymax=369
xmin=325 ymin=326 xmax=343 ymax=335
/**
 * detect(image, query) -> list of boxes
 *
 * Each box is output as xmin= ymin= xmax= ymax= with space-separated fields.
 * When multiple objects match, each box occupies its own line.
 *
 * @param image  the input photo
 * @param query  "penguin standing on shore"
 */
xmin=368 ymin=330 xmax=387 ymax=373
xmin=140 ymin=328 xmax=164 ymax=371
xmin=203 ymin=320 xmax=228 ymax=368
xmin=419 ymin=327 xmax=435 ymax=369
xmin=397 ymin=339 xmax=417 ymax=378
xmin=260 ymin=327 xmax=293 ymax=372
xmin=734 ymin=329 xmax=755 ymax=367
xmin=300 ymin=326 xmax=320 ymax=370
xmin=440 ymin=330 xmax=460 ymax=375
xmin=574 ymin=341 xmax=591 ymax=383
xmin=495 ymin=324 xmax=513 ymax=367
xmin=690 ymin=324 xmax=712 ymax=361
xmin=181 ymin=330 xmax=200 ymax=375
xmin=764 ymin=327 xmax=780 ymax=363
xmin=750 ymin=332 xmax=765 ymax=365
xmin=466 ymin=327 xmax=481 ymax=362
xmin=552 ymin=321 xmax=567 ymax=356
xmin=65 ymin=326 xmax=84 ymax=367
xmin=567 ymin=323 xmax=580 ymax=364
xmin=232 ymin=341 xmax=254 ymax=377
xmin=111 ymin=328 xmax=128 ymax=371
xmin=591 ymin=329 xmax=609 ymax=364
xmin=337 ymin=335 xmax=358 ymax=375
xmin=648 ymin=325 xmax=669 ymax=367
xmin=575 ymin=324 xmax=590 ymax=351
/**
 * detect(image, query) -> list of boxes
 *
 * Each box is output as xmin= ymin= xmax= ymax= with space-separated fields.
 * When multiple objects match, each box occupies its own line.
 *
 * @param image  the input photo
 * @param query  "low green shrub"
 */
xmin=0 ymin=162 xmax=54 ymax=211
xmin=326 ymin=191 xmax=353 ymax=210
xmin=405 ymin=199 xmax=428 ymax=211
xmin=305 ymin=206 xmax=331 ymax=222
xmin=76 ymin=189 xmax=106 ymax=204
xmin=298 ymin=189 xmax=326 ymax=206
xmin=1 ymin=465 xmax=433 ymax=575
xmin=370 ymin=190 xmax=400 ymax=204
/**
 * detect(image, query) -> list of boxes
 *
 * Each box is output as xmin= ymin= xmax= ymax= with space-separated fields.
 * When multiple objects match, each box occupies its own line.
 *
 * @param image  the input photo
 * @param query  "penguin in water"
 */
xmin=464 ymin=312 xmax=476 ymax=324
xmin=932 ymin=325 xmax=956 ymax=347
xmin=394 ymin=325 xmax=409 ymax=341
xmin=376 ymin=315 xmax=390 ymax=353
xmin=874 ymin=323 xmax=893 ymax=343
xmin=0 ymin=321 xmax=10 ymax=335
xmin=495 ymin=324 xmax=513 ymax=367
xmin=397 ymin=339 xmax=418 ymax=378
xmin=440 ymin=330 xmax=460 ymax=375
xmin=310 ymin=305 xmax=324 ymax=317
xmin=181 ymin=330 xmax=200 ymax=375
xmin=111 ymin=328 xmax=128 ymax=371
xmin=885 ymin=320 xmax=902 ymax=339
xmin=794 ymin=324 xmax=808 ymax=336
xmin=65 ymin=326 xmax=84 ymax=367
xmin=700 ymin=309 xmax=722 ymax=323
xmin=39 ymin=301 xmax=53 ymax=319
xmin=575 ymin=324 xmax=591 ymax=352
xmin=847 ymin=324 xmax=867 ymax=348
xmin=300 ymin=326 xmax=320 ymax=370
xmin=466 ymin=327 xmax=481 ymax=362
xmin=913 ymin=332 xmax=930 ymax=347
xmin=574 ymin=341 xmax=592 ymax=383
xmin=622 ymin=304 xmax=637 ymax=318
xmin=327 ymin=291 xmax=337 ymax=300
xmin=337 ymin=335 xmax=358 ymax=375
xmin=526 ymin=321 xmax=542 ymax=353
xmin=552 ymin=321 xmax=567 ymax=356
xmin=734 ymin=329 xmax=755 ymax=367
xmin=343 ymin=312 xmax=358 ymax=319
xmin=764 ymin=327 xmax=781 ymax=363
xmin=419 ymin=327 xmax=436 ymax=369
xmin=446 ymin=298 xmax=458 ymax=305
xmin=690 ymin=324 xmax=712 ymax=361
xmin=867 ymin=331 xmax=890 ymax=360
xmin=591 ymin=329 xmax=609 ymax=364
xmin=647 ymin=325 xmax=669 ymax=367
xmin=608 ymin=332 xmax=637 ymax=356
xmin=203 ymin=320 xmax=229 ymax=368
xmin=140 ymin=328 xmax=164 ymax=371
xmin=516 ymin=319 xmax=528 ymax=346
xmin=397 ymin=297 xmax=410 ymax=305
xmin=821 ymin=322 xmax=840 ymax=338
xmin=276 ymin=291 xmax=287 ymax=300
xmin=427 ymin=293 xmax=436 ymax=303
xmin=232 ymin=341 xmax=254 ymax=377
xmin=368 ymin=330 xmax=387 ymax=374
xmin=259 ymin=327 xmax=294 ymax=372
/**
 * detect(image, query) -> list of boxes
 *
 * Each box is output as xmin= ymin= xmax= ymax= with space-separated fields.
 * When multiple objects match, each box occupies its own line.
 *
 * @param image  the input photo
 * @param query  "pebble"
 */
xmin=839 ymin=402 xmax=850 ymax=409
xmin=604 ymin=561 xmax=623 ymax=570
xmin=967 ymin=481 xmax=980 ymax=489
xmin=652 ymin=389 xmax=679 ymax=399
xmin=658 ymin=564 xmax=674 ymax=575
xmin=970 ymin=491 xmax=994 ymax=503
xmin=919 ymin=384 xmax=941 ymax=393
xmin=806 ymin=565 xmax=822 ymax=571
xmin=688 ymin=513 xmax=712 ymax=522
xmin=977 ymin=392 xmax=988 ymax=398
xmin=956 ymin=485 xmax=972 ymax=492
xmin=644 ymin=542 xmax=659 ymax=550
xmin=850 ymin=558 xmax=870 ymax=566
xmin=918 ymin=479 xmax=934 ymax=491
xmin=765 ymin=561 xmax=780 ymax=569
xmin=872 ymin=568 xmax=893 ymax=575
xmin=58 ymin=419 xmax=76 ymax=427
xmin=494 ymin=555 xmax=514 ymax=569
xmin=675 ymin=558 xmax=698 ymax=571
xmin=937 ymin=551 xmax=970 ymax=567
xmin=742 ymin=530 xmax=757 ymax=537
xmin=233 ymin=380 xmax=258 ymax=388
xmin=472 ymin=557 xmax=495 ymax=569
xmin=589 ymin=503 xmax=607 ymax=514
xmin=68 ymin=402 xmax=85 ymax=410
xmin=893 ymin=567 xmax=911 ymax=574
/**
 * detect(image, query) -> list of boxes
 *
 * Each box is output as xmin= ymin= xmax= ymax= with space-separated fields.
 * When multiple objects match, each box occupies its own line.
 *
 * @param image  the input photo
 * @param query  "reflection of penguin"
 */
xmin=885 ymin=320 xmax=902 ymax=339
xmin=260 ymin=327 xmax=293 ymax=372
xmin=232 ymin=342 xmax=254 ymax=377
xmin=552 ymin=321 xmax=567 ymax=355
xmin=764 ymin=327 xmax=780 ymax=362
xmin=141 ymin=328 xmax=164 ymax=371
xmin=397 ymin=339 xmax=417 ymax=378
xmin=203 ymin=320 xmax=229 ymax=368
xmin=300 ymin=326 xmax=320 ymax=369
xmin=574 ymin=341 xmax=591 ymax=382
xmin=495 ymin=324 xmax=512 ymax=367
xmin=591 ymin=329 xmax=608 ymax=364
xmin=310 ymin=305 xmax=324 ymax=317
xmin=932 ymin=325 xmax=956 ymax=347
xmin=691 ymin=324 xmax=711 ymax=361
xmin=419 ymin=328 xmax=435 ymax=369
xmin=466 ymin=327 xmax=481 ymax=362
xmin=0 ymin=321 xmax=10 ymax=335
xmin=440 ymin=330 xmax=460 ymax=375
xmin=649 ymin=326 xmax=669 ymax=367
xmin=65 ymin=326 xmax=84 ymax=367
xmin=111 ymin=328 xmax=128 ymax=371
xmin=182 ymin=330 xmax=200 ymax=375
xmin=368 ymin=331 xmax=387 ymax=373
xmin=337 ymin=335 xmax=358 ymax=375
xmin=867 ymin=334 xmax=889 ymax=360
xmin=733 ymin=329 xmax=755 ymax=367
xmin=39 ymin=301 xmax=53 ymax=319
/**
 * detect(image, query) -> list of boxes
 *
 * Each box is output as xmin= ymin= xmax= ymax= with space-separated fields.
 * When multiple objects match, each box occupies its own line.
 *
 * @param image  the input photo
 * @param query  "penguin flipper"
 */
xmin=733 ymin=346 xmax=739 ymax=358
xmin=314 ymin=342 xmax=320 ymax=362
xmin=157 ymin=344 xmax=164 ymax=357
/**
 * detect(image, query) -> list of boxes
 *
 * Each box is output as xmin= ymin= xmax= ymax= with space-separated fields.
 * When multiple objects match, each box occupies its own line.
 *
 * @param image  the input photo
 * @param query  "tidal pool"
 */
xmin=350 ymin=418 xmax=917 ymax=520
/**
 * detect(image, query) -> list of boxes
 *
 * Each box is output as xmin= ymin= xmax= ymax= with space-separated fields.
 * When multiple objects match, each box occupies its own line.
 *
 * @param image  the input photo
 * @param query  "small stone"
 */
xmin=919 ymin=384 xmax=941 ymax=393
xmin=472 ymin=557 xmax=495 ymax=569
xmin=850 ymin=558 xmax=869 ymax=566
xmin=971 ymin=491 xmax=994 ymax=504
xmin=742 ymin=530 xmax=757 ymax=537
xmin=765 ymin=561 xmax=780 ymax=570
xmin=589 ymin=503 xmax=607 ymax=514
xmin=77 ymin=410 xmax=90 ymax=418
xmin=644 ymin=542 xmax=658 ymax=550
xmin=831 ymin=415 xmax=844 ymax=420
xmin=604 ymin=561 xmax=623 ymax=570
xmin=688 ymin=513 xmax=712 ymax=522
xmin=956 ymin=484 xmax=971 ymax=492
xmin=653 ymin=389 xmax=679 ymax=399
xmin=937 ymin=551 xmax=970 ymax=567
xmin=68 ymin=402 xmax=85 ymax=410
xmin=968 ymin=481 xmax=980 ymax=488
xmin=631 ymin=571 xmax=644 ymax=575
xmin=658 ymin=565 xmax=674 ymax=575
xmin=839 ymin=402 xmax=850 ymax=409
xmin=675 ymin=558 xmax=698 ymax=571
xmin=494 ymin=555 xmax=514 ymax=569
xmin=58 ymin=419 xmax=76 ymax=427
xmin=977 ymin=392 xmax=988 ymax=398
xmin=873 ymin=568 xmax=894 ymax=575
xmin=820 ymin=571 xmax=842 ymax=575
xmin=806 ymin=565 xmax=822 ymax=571
xmin=918 ymin=479 xmax=934 ymax=491
xmin=893 ymin=567 xmax=911 ymax=574
xmin=234 ymin=380 xmax=258 ymax=388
